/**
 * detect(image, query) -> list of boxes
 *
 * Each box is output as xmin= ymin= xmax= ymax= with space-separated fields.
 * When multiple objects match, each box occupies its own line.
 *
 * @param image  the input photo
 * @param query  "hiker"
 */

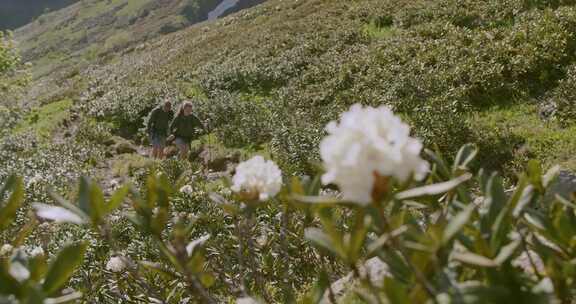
xmin=168 ymin=101 xmax=205 ymax=160
xmin=146 ymin=100 xmax=174 ymax=159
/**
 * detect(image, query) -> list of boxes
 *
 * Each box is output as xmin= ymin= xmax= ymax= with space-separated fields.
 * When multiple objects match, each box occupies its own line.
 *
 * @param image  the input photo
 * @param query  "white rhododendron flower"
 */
xmin=179 ymin=185 xmax=194 ymax=195
xmin=320 ymin=104 xmax=429 ymax=204
xmin=106 ymin=256 xmax=126 ymax=273
xmin=32 ymin=203 xmax=85 ymax=225
xmin=0 ymin=244 xmax=13 ymax=256
xmin=231 ymin=156 xmax=282 ymax=201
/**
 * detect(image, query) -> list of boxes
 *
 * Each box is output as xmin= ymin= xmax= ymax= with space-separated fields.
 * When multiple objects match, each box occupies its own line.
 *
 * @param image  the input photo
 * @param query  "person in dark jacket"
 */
xmin=146 ymin=100 xmax=174 ymax=159
xmin=168 ymin=101 xmax=205 ymax=160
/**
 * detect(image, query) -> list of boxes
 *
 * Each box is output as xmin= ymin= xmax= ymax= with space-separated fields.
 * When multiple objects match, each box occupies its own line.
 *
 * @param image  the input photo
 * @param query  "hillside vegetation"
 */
xmin=1 ymin=0 xmax=576 ymax=303
xmin=72 ymin=0 xmax=576 ymax=175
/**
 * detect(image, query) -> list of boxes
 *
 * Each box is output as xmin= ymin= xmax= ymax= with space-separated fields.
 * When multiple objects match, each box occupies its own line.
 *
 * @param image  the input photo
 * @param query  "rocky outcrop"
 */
xmin=545 ymin=170 xmax=576 ymax=202
xmin=321 ymin=257 xmax=389 ymax=304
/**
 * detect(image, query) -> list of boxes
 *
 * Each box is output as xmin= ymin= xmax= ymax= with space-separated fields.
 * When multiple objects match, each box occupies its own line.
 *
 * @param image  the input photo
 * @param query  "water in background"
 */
xmin=207 ymin=0 xmax=240 ymax=20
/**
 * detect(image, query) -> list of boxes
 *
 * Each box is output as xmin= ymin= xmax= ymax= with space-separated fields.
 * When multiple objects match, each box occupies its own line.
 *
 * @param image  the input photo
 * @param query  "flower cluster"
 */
xmin=106 ymin=256 xmax=126 ymax=273
xmin=231 ymin=156 xmax=283 ymax=201
xmin=320 ymin=104 xmax=429 ymax=204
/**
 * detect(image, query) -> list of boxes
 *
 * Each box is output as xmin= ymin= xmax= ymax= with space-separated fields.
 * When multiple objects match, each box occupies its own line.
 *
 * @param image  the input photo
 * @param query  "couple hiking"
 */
xmin=146 ymin=99 xmax=205 ymax=160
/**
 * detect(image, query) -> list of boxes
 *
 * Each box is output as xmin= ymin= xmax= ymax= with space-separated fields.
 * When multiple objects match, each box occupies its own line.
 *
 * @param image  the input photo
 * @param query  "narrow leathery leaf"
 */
xmin=43 ymin=242 xmax=87 ymax=295
xmin=424 ymin=148 xmax=451 ymax=180
xmin=140 ymin=261 xmax=179 ymax=280
xmin=524 ymin=213 xmax=547 ymax=231
xmin=367 ymin=226 xmax=408 ymax=255
xmin=48 ymin=190 xmax=87 ymax=219
xmin=77 ymin=177 xmax=91 ymax=215
xmin=290 ymin=176 xmax=305 ymax=196
xmin=43 ymin=292 xmax=83 ymax=304
xmin=309 ymin=271 xmax=330 ymax=304
xmin=32 ymin=203 xmax=86 ymax=225
xmin=348 ymin=212 xmax=369 ymax=262
xmin=208 ymin=192 xmax=229 ymax=205
xmin=0 ymin=263 xmax=22 ymax=296
xmin=396 ymin=173 xmax=472 ymax=200
xmin=29 ymin=255 xmax=48 ymax=282
xmin=305 ymin=228 xmax=341 ymax=257
xmin=543 ymin=165 xmax=561 ymax=188
xmin=186 ymin=234 xmax=211 ymax=256
xmin=452 ymin=251 xmax=498 ymax=267
xmin=106 ymin=185 xmax=129 ymax=213
xmin=483 ymin=174 xmax=506 ymax=233
xmin=306 ymin=175 xmax=322 ymax=196
xmin=453 ymin=144 xmax=478 ymax=172
xmin=292 ymin=194 xmax=341 ymax=205
xmin=494 ymin=240 xmax=521 ymax=265
xmin=156 ymin=242 xmax=183 ymax=272
xmin=490 ymin=204 xmax=512 ymax=252
xmin=88 ymin=182 xmax=105 ymax=223
xmin=199 ymin=273 xmax=215 ymax=288
xmin=151 ymin=207 xmax=169 ymax=236
xmin=527 ymin=160 xmax=543 ymax=192
xmin=512 ymin=183 xmax=533 ymax=218
xmin=384 ymin=277 xmax=410 ymax=304
xmin=0 ymin=175 xmax=17 ymax=204
xmin=555 ymin=194 xmax=576 ymax=209
xmin=443 ymin=204 xmax=475 ymax=244
xmin=0 ymin=176 xmax=23 ymax=231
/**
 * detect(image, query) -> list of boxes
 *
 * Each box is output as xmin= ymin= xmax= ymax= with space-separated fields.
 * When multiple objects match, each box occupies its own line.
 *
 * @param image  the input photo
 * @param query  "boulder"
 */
xmin=544 ymin=170 xmax=576 ymax=202
xmin=115 ymin=141 xmax=138 ymax=154
xmin=200 ymin=148 xmax=241 ymax=172
xmin=321 ymin=257 xmax=389 ymax=303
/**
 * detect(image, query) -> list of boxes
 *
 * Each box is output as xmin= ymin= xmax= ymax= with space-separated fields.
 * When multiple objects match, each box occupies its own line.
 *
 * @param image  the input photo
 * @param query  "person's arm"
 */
xmin=147 ymin=109 xmax=158 ymax=132
xmin=169 ymin=115 xmax=179 ymax=135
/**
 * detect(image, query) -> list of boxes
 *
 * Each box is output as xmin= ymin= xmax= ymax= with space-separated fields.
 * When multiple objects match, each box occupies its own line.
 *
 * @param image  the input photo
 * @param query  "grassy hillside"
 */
xmin=13 ymin=0 xmax=265 ymax=81
xmin=70 ymin=0 xmax=576 ymax=176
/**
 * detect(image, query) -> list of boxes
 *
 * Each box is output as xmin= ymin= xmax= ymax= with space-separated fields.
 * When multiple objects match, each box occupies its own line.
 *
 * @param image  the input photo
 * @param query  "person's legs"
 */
xmin=174 ymin=138 xmax=190 ymax=160
xmin=150 ymin=132 xmax=166 ymax=159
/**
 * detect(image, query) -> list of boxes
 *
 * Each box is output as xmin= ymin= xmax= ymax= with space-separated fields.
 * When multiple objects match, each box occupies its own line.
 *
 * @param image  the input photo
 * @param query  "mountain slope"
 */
xmin=13 ymin=0 xmax=265 ymax=80
xmin=4 ymin=0 xmax=576 ymax=182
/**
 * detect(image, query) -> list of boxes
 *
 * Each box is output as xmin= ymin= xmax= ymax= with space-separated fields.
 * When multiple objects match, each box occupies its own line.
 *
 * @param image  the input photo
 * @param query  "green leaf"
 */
xmin=494 ymin=240 xmax=520 ymax=265
xmin=442 ymin=204 xmax=475 ymax=244
xmin=0 ymin=262 xmax=22 ymax=297
xmin=0 ymin=175 xmax=23 ymax=231
xmin=367 ymin=226 xmax=408 ymax=255
xmin=542 ymin=165 xmax=560 ymax=188
xmin=106 ymin=185 xmax=129 ymax=213
xmin=347 ymin=212 xmax=369 ymax=262
xmin=48 ymin=190 xmax=87 ymax=220
xmin=43 ymin=242 xmax=87 ymax=295
xmin=395 ymin=173 xmax=472 ymax=200
xmin=199 ymin=273 xmax=215 ymax=288
xmin=305 ymin=228 xmax=341 ymax=258
xmin=453 ymin=144 xmax=478 ymax=173
xmin=452 ymin=251 xmax=497 ymax=267
xmin=383 ymin=277 xmax=410 ymax=304
xmin=88 ymin=182 xmax=105 ymax=224
xmin=424 ymin=148 xmax=451 ymax=180
xmin=527 ymin=160 xmax=543 ymax=192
